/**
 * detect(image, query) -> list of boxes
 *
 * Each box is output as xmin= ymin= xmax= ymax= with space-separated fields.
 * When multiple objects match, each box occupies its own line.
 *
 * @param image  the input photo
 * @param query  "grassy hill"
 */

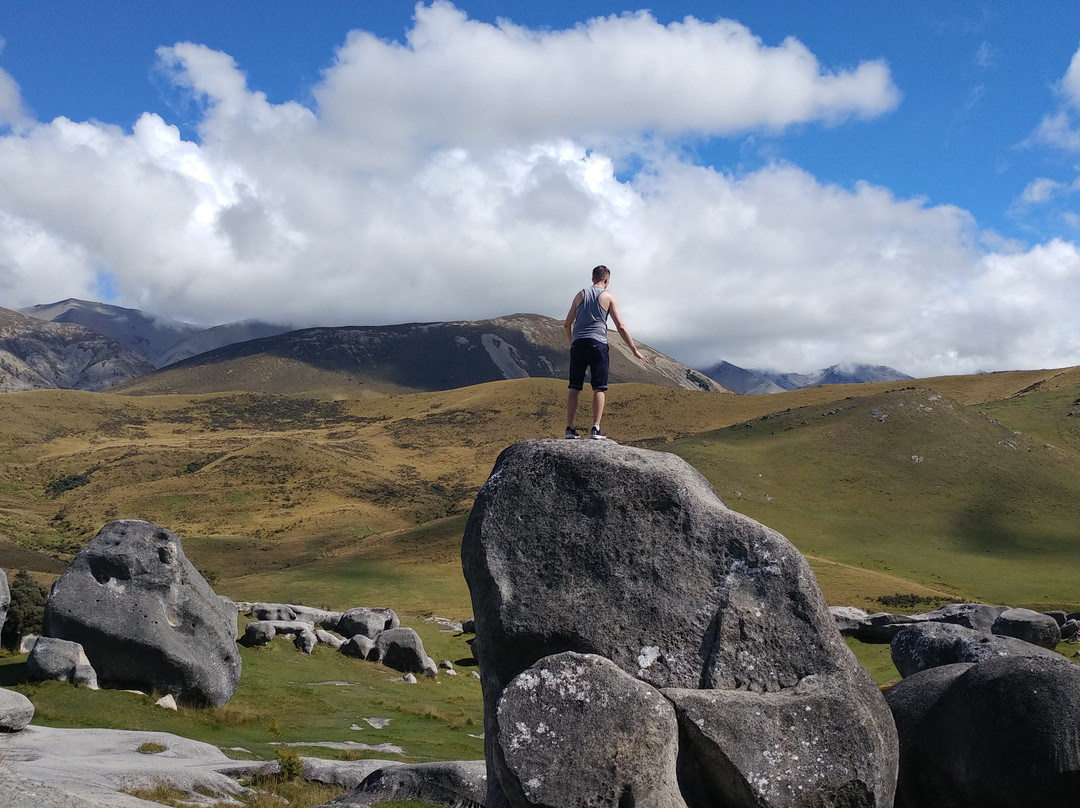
xmin=3 ymin=368 xmax=1080 ymax=612
xmin=3 ymin=366 xmax=1080 ymax=803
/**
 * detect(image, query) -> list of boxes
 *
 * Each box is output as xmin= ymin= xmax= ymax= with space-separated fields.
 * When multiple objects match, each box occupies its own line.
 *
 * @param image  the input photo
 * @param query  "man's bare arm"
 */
xmin=605 ymin=294 xmax=649 ymax=363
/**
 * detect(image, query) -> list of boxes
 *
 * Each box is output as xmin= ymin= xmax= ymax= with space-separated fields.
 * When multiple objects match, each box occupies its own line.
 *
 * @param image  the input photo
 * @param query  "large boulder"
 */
xmin=371 ymin=627 xmax=437 ymax=676
xmin=26 ymin=636 xmax=98 ymax=689
xmin=325 ymin=761 xmax=487 ymax=807
xmin=43 ymin=520 xmax=241 ymax=707
xmin=919 ymin=602 xmax=1008 ymax=633
xmin=249 ymin=602 xmax=342 ymax=628
xmin=991 ymin=607 xmax=1061 ymax=649
xmin=891 ymin=621 xmax=1060 ymax=677
xmin=886 ymin=655 xmax=1080 ymax=806
xmin=337 ymin=607 xmax=400 ymax=639
xmin=496 ymin=652 xmax=685 ymax=808
xmin=462 ymin=440 xmax=898 ymax=807
xmin=665 ymin=672 xmax=896 ymax=806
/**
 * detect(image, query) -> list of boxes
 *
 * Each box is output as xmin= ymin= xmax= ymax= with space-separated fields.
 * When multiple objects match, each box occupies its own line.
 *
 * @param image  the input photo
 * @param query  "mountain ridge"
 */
xmin=113 ymin=312 xmax=730 ymax=396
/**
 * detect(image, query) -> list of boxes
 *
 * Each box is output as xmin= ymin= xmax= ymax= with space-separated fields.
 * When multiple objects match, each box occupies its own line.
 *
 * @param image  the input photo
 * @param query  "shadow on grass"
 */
xmin=0 ymin=660 xmax=29 ymax=686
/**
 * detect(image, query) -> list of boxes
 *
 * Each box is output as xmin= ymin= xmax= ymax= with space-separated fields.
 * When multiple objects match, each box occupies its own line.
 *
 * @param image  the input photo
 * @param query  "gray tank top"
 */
xmin=572 ymin=286 xmax=610 ymax=343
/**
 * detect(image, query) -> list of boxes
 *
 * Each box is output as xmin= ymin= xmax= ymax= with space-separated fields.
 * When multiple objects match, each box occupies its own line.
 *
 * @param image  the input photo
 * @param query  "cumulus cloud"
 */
xmin=314 ymin=2 xmax=900 ymax=170
xmin=0 ymin=4 xmax=1078 ymax=378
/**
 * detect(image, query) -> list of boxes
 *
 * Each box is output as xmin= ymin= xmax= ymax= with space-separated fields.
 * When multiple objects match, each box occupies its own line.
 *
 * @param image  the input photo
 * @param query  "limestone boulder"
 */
xmin=249 ymin=602 xmax=342 ymax=628
xmin=886 ymin=655 xmax=1080 ymax=806
xmin=324 ymin=761 xmax=486 ymax=807
xmin=884 ymin=663 xmax=973 ymax=808
xmin=666 ymin=671 xmax=895 ymax=806
xmin=371 ymin=627 xmax=436 ymax=676
xmin=27 ymin=636 xmax=98 ymax=689
xmin=341 ymin=634 xmax=376 ymax=660
xmin=316 ymin=629 xmax=344 ymax=649
xmin=891 ymin=621 xmax=1060 ymax=677
xmin=838 ymin=610 xmax=927 ymax=643
xmin=462 ymin=439 xmax=898 ymax=808
xmin=496 ymin=652 xmax=685 ymax=808
xmin=338 ymin=607 xmax=400 ymax=639
xmin=43 ymin=520 xmax=241 ymax=707
xmin=920 ymin=602 xmax=1007 ymax=633
xmin=237 ymin=621 xmax=277 ymax=647
xmin=0 ymin=686 xmax=34 ymax=731
xmin=991 ymin=607 xmax=1061 ymax=649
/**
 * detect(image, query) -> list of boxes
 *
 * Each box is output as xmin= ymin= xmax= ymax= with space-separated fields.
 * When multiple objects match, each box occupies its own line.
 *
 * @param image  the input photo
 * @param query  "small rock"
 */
xmin=156 ymin=694 xmax=178 ymax=710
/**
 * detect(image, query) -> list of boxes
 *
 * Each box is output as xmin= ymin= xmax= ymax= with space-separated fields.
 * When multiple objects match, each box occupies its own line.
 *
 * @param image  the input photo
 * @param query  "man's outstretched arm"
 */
xmin=605 ymin=295 xmax=649 ymax=363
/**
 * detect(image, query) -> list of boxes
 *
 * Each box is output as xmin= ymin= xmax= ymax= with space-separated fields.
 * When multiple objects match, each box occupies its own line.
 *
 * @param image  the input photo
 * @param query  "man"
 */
xmin=564 ymin=265 xmax=649 ymax=440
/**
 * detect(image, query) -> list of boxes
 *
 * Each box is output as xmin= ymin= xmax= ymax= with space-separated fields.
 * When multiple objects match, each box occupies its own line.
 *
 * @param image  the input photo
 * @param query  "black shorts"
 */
xmin=568 ymin=338 xmax=609 ymax=391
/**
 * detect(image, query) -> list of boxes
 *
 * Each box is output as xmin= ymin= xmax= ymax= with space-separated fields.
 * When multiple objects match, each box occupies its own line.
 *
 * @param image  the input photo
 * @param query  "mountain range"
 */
xmin=20 ymin=299 xmax=289 ymax=368
xmin=698 ymin=360 xmax=912 ymax=394
xmin=5 ymin=298 xmax=912 ymax=396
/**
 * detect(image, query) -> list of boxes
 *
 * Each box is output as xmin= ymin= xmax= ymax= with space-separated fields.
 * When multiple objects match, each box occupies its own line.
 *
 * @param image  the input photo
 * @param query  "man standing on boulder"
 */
xmin=564 ymin=265 xmax=648 ymax=440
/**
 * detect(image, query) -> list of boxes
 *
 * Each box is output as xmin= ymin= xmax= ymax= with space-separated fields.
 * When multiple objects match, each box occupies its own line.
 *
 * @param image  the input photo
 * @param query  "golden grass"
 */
xmin=3 ymin=367 xmax=1080 ymax=611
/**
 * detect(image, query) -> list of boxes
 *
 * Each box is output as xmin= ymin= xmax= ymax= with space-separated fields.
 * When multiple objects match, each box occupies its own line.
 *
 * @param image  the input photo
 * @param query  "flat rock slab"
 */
xmin=0 ymin=725 xmax=252 ymax=805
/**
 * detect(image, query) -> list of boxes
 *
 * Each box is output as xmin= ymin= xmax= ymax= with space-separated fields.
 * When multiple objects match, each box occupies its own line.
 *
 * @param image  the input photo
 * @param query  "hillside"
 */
xmin=2 ymin=365 xmax=1080 ymax=613
xmin=112 ymin=313 xmax=728 ymax=396
xmin=0 ymin=306 xmax=155 ymax=392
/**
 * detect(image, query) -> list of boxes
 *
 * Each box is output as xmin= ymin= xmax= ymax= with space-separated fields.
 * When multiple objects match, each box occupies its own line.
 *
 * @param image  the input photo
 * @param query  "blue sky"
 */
xmin=1 ymin=2 xmax=1080 ymax=376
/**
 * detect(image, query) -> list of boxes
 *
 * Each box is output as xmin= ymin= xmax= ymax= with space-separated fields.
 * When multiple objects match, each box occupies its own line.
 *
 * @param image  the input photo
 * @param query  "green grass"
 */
xmin=0 ymin=615 xmax=483 ymax=765
xmin=186 ymin=515 xmax=474 ymax=618
xmin=666 ymin=387 xmax=1080 ymax=609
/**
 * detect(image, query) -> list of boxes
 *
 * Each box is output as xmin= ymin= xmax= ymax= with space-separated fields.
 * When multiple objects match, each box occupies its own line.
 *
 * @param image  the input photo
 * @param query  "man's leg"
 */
xmin=566 ymin=388 xmax=580 ymax=429
xmin=592 ymin=389 xmax=606 ymax=427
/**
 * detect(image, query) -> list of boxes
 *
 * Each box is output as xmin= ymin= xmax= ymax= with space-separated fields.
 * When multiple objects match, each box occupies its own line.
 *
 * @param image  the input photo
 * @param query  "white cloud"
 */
xmin=1063 ymin=44 xmax=1080 ymax=109
xmin=1019 ymin=177 xmax=1063 ymax=205
xmin=0 ymin=65 xmax=31 ymax=133
xmin=313 ymin=2 xmax=900 ymax=171
xmin=1032 ymin=44 xmax=1080 ymax=152
xmin=0 ymin=4 xmax=1078 ymax=380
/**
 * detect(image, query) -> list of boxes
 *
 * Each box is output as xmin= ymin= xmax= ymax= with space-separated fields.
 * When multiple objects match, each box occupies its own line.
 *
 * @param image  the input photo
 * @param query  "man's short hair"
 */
xmin=591 ymin=265 xmax=611 ymax=283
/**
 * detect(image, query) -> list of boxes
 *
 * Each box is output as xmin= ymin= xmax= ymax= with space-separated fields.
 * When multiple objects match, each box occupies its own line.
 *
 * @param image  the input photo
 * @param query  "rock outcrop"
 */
xmin=462 ymin=439 xmax=898 ymax=807
xmin=43 ymin=520 xmax=241 ymax=707
xmin=886 ymin=655 xmax=1080 ymax=807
